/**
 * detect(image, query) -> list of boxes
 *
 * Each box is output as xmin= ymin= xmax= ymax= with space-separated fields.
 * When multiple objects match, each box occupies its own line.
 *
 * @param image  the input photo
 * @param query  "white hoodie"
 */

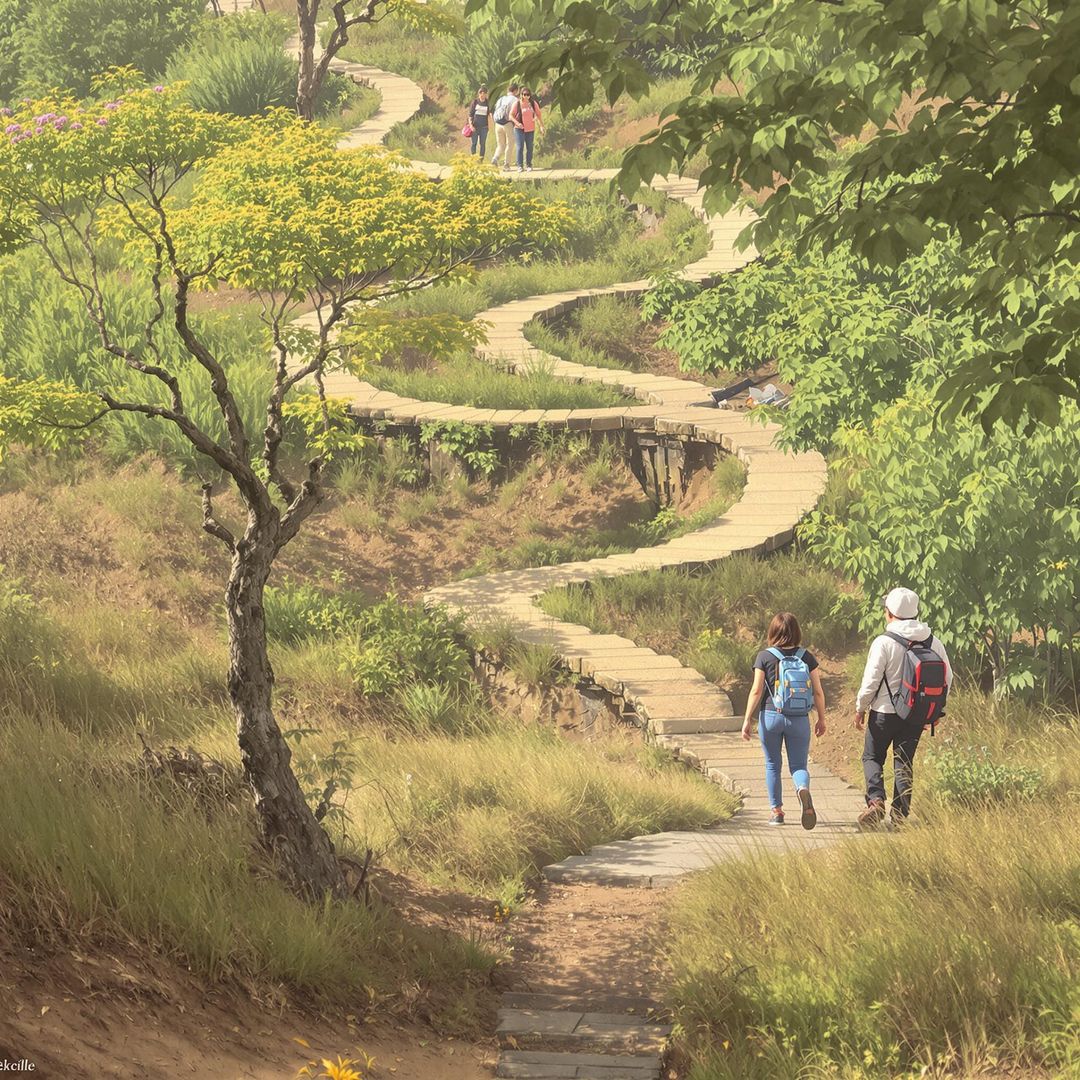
xmin=855 ymin=618 xmax=953 ymax=715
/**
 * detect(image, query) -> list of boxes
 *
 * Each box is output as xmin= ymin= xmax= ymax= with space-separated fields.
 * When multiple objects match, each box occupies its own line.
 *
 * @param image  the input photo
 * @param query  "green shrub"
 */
xmin=931 ymin=747 xmax=1044 ymax=806
xmin=264 ymin=581 xmax=364 ymax=645
xmin=338 ymin=596 xmax=471 ymax=696
xmin=0 ymin=250 xmax=273 ymax=472
xmin=574 ymin=295 xmax=642 ymax=353
xmin=17 ymin=0 xmax=204 ymax=96
xmin=438 ymin=17 xmax=541 ymax=103
xmin=505 ymin=641 xmax=569 ymax=687
xmin=167 ymin=13 xmax=360 ymax=119
xmin=392 ymin=681 xmax=490 ymax=735
xmin=0 ymin=0 xmax=25 ymax=103
xmin=170 ymin=32 xmax=295 ymax=116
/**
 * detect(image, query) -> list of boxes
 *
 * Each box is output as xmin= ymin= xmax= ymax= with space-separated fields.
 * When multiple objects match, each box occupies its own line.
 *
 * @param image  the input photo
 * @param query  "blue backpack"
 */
xmin=766 ymin=647 xmax=813 ymax=716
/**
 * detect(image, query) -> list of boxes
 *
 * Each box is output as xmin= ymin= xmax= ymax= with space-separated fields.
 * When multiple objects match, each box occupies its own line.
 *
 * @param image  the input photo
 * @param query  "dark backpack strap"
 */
xmin=762 ymin=647 xmax=784 ymax=708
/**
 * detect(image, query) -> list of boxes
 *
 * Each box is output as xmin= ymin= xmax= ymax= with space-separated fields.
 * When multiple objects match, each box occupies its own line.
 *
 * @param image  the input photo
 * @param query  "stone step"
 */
xmin=649 ymin=715 xmax=742 ymax=735
xmin=496 ymin=1048 xmax=662 ymax=1079
xmin=500 ymin=992 xmax=662 ymax=1017
xmin=497 ymin=1007 xmax=671 ymax=1052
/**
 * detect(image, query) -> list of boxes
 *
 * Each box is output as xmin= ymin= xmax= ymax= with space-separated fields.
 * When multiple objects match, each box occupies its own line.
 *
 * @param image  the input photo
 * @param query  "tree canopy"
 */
xmin=483 ymin=0 xmax=1080 ymax=427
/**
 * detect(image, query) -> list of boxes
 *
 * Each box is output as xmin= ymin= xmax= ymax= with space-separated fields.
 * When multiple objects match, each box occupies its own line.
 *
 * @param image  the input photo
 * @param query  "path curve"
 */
xmin=286 ymin=26 xmax=863 ymax=846
xmin=303 ymin=49 xmax=862 ymax=854
xmin=218 ymin=12 xmax=864 ymax=1077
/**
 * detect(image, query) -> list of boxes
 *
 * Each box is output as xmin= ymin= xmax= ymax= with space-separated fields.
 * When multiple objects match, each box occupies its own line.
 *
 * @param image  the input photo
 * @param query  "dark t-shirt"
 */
xmin=754 ymin=647 xmax=819 ymax=713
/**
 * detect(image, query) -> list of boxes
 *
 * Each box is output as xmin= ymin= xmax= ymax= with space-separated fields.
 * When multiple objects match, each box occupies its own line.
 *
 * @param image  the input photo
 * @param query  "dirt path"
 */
xmin=502 ymin=883 xmax=672 ymax=1011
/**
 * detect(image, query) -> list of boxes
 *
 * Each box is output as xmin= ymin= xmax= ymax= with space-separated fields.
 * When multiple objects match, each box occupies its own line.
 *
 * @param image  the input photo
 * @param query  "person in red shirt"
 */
xmin=510 ymin=87 xmax=544 ymax=172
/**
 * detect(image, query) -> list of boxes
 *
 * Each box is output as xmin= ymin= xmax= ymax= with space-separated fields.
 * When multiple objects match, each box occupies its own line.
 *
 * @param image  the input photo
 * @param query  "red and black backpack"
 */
xmin=882 ymin=632 xmax=949 ymax=734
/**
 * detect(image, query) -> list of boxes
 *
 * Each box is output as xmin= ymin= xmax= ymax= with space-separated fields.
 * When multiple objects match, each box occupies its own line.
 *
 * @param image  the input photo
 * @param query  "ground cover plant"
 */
xmin=526 ymin=292 xmax=731 ymax=385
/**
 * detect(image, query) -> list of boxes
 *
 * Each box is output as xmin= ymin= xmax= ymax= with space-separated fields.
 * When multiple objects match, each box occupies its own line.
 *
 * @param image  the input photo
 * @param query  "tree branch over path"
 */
xmin=489 ymin=0 xmax=1080 ymax=427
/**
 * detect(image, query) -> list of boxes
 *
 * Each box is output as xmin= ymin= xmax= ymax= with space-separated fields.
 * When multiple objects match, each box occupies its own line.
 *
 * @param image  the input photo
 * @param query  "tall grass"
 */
xmin=338 ymin=725 xmax=736 ymax=898
xmin=366 ymin=352 xmax=629 ymax=409
xmin=539 ymin=552 xmax=857 ymax=694
xmin=667 ymin=803 xmax=1080 ymax=1078
xmin=0 ymin=712 xmax=495 ymax=1024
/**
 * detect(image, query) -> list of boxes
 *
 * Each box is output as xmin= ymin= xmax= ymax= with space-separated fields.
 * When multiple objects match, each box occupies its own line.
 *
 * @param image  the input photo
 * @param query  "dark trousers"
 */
xmin=862 ymin=710 xmax=923 ymax=817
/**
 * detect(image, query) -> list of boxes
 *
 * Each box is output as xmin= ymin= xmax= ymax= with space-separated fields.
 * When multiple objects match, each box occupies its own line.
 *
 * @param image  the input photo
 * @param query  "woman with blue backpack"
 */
xmin=741 ymin=611 xmax=827 ymax=828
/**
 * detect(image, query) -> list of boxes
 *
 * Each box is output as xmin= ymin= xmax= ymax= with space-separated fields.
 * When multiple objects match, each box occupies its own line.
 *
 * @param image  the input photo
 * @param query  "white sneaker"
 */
xmin=526 ymin=166 xmax=533 ymax=172
xmin=517 ymin=166 xmax=524 ymax=172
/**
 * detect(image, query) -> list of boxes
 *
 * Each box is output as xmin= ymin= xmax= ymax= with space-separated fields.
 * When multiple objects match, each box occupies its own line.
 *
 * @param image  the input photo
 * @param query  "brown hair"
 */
xmin=766 ymin=612 xmax=801 ymax=649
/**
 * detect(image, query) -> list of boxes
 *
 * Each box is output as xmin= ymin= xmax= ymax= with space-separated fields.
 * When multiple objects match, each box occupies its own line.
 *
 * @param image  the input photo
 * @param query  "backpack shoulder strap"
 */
xmin=766 ymin=647 xmax=785 ymax=662
xmin=794 ymin=647 xmax=806 ymax=661
xmin=884 ymin=630 xmax=914 ymax=649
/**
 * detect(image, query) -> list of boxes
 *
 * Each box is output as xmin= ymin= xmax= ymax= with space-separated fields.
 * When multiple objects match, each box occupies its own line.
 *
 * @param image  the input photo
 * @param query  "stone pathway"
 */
xmin=222 ymin=19 xmax=865 ymax=1075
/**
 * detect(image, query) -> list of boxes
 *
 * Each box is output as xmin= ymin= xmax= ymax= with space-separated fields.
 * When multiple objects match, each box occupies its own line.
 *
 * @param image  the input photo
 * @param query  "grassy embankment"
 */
xmin=0 ymin=448 xmax=734 ymax=1029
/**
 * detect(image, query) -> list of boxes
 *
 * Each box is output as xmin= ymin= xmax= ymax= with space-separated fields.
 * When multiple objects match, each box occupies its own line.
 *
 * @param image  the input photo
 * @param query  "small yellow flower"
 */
xmin=319 ymin=1057 xmax=363 ymax=1080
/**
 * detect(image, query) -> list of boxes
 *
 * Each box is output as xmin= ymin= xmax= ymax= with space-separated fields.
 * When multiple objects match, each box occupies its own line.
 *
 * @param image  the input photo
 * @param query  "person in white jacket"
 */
xmin=489 ymin=84 xmax=519 ymax=169
xmin=854 ymin=587 xmax=952 ymax=828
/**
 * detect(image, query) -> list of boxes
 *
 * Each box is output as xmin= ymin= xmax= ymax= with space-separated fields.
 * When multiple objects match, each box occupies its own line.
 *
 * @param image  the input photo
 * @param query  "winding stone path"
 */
xmin=227 ymin=17 xmax=865 ymax=1074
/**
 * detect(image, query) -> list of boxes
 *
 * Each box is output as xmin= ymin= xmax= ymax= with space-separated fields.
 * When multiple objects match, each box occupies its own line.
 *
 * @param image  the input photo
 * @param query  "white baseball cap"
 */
xmin=883 ymin=587 xmax=919 ymax=619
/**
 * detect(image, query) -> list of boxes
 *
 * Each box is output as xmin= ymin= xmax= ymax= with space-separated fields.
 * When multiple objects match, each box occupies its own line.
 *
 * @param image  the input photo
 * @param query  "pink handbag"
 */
xmin=462 ymin=121 xmax=474 ymax=137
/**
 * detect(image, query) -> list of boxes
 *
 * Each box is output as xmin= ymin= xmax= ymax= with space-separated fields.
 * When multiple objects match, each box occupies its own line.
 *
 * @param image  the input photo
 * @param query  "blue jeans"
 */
xmin=515 ymin=128 xmax=534 ymax=168
xmin=759 ymin=709 xmax=811 ymax=809
xmin=470 ymin=125 xmax=488 ymax=156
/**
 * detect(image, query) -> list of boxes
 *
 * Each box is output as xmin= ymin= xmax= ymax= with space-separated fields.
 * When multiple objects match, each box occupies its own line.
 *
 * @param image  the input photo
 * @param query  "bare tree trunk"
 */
xmin=226 ymin=528 xmax=345 ymax=899
xmin=296 ymin=8 xmax=320 ymax=122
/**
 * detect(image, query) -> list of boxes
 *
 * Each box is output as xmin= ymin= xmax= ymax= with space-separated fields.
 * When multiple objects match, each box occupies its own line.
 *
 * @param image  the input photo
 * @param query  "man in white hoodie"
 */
xmin=854 ymin=587 xmax=952 ymax=828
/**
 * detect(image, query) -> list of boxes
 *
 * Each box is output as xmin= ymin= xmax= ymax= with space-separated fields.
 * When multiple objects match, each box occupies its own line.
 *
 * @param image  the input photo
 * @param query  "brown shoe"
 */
xmin=857 ymin=800 xmax=886 ymax=830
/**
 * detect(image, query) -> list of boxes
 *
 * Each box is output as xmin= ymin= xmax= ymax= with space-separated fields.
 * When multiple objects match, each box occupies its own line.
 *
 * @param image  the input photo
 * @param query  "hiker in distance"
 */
xmin=511 ymin=87 xmax=544 ymax=171
xmin=466 ymin=85 xmax=491 ymax=157
xmin=490 ymin=83 xmax=519 ymax=169
xmin=741 ymin=612 xmax=827 ymax=829
xmin=855 ymin=587 xmax=952 ymax=829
